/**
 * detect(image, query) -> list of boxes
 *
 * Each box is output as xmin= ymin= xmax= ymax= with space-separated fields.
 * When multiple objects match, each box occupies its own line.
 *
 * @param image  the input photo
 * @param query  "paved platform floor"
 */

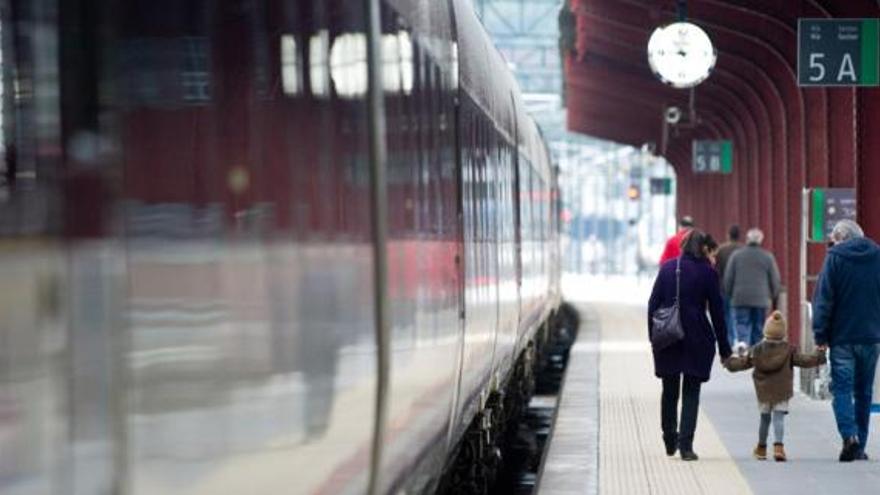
xmin=538 ymin=299 xmax=880 ymax=495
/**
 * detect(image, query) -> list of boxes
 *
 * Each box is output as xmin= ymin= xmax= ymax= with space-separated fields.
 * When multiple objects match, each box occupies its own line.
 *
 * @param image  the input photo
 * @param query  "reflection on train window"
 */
xmin=309 ymin=30 xmax=330 ymax=98
xmin=181 ymin=37 xmax=210 ymax=102
xmin=250 ymin=3 xmax=271 ymax=99
xmin=330 ymin=33 xmax=367 ymax=98
xmin=330 ymin=33 xmax=368 ymax=99
xmin=0 ymin=17 xmax=5 ymax=197
xmin=122 ymin=36 xmax=211 ymax=107
xmin=281 ymin=34 xmax=301 ymax=95
xmin=386 ymin=31 xmax=414 ymax=94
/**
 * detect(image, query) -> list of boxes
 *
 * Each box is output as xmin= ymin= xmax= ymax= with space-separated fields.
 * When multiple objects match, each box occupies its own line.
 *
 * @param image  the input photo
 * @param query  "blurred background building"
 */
xmin=475 ymin=0 xmax=677 ymax=276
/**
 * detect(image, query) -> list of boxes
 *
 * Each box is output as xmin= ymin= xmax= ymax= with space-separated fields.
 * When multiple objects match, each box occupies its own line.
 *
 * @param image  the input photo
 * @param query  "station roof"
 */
xmin=562 ymin=0 xmax=880 ymax=346
xmin=563 ymin=0 xmax=879 ymax=160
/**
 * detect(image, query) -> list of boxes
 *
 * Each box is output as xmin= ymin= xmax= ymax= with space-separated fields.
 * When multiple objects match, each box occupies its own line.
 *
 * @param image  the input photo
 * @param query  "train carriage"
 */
xmin=0 ymin=0 xmax=562 ymax=493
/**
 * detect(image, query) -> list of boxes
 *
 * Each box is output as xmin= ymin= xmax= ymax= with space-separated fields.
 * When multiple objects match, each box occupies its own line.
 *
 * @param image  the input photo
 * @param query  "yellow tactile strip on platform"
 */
xmin=597 ymin=304 xmax=753 ymax=495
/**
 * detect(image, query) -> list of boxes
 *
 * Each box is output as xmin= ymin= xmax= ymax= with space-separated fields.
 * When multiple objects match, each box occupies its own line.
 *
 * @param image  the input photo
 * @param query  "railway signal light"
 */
xmin=627 ymin=185 xmax=641 ymax=200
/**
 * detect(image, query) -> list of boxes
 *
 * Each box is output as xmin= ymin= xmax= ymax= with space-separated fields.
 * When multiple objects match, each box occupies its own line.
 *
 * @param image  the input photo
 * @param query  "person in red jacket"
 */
xmin=659 ymin=216 xmax=695 ymax=265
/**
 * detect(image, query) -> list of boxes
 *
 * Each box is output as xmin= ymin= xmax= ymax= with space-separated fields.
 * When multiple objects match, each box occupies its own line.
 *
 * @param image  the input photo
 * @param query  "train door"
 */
xmin=0 ymin=1 xmax=74 ymax=492
xmin=0 ymin=0 xmax=131 ymax=492
xmin=511 ymin=95 xmax=523 ymax=340
xmin=487 ymin=94 xmax=519 ymax=379
xmin=443 ymin=0 xmax=468 ymax=460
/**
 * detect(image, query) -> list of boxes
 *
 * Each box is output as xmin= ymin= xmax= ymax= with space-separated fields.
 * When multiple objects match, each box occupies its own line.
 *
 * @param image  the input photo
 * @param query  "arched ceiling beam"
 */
xmin=570 ymin=0 xmax=804 ymax=274
xmin=570 ymin=8 xmax=783 ymax=233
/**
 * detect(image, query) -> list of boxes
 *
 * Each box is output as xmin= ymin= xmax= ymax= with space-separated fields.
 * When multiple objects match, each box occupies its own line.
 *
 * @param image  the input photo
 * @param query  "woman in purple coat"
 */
xmin=648 ymin=230 xmax=732 ymax=461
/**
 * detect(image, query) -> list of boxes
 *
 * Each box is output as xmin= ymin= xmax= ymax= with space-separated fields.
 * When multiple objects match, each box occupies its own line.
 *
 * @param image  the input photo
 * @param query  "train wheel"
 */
xmin=440 ymin=408 xmax=501 ymax=495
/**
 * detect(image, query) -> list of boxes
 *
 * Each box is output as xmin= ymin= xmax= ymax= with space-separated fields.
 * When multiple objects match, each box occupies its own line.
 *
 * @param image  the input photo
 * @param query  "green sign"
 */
xmin=650 ymin=177 xmax=672 ymax=195
xmin=798 ymin=19 xmax=879 ymax=87
xmin=692 ymin=140 xmax=733 ymax=174
xmin=811 ymin=188 xmax=857 ymax=242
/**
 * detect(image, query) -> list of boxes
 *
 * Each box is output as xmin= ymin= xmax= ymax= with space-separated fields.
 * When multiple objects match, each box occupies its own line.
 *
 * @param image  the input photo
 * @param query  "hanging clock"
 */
xmin=647 ymin=22 xmax=717 ymax=88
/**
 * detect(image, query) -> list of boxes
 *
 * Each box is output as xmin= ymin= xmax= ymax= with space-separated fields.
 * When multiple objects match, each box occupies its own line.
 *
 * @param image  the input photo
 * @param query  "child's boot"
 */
xmin=753 ymin=444 xmax=767 ymax=460
xmin=773 ymin=443 xmax=787 ymax=462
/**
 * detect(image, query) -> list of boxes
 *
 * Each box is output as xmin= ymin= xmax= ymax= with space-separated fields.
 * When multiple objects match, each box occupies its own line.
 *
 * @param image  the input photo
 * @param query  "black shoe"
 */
xmin=840 ymin=437 xmax=861 ymax=462
xmin=680 ymin=450 xmax=699 ymax=461
xmin=663 ymin=434 xmax=678 ymax=456
xmin=856 ymin=451 xmax=869 ymax=461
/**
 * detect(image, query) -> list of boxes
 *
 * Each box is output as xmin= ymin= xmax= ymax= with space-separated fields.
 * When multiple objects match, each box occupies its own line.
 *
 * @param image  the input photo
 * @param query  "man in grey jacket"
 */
xmin=723 ymin=228 xmax=781 ymax=348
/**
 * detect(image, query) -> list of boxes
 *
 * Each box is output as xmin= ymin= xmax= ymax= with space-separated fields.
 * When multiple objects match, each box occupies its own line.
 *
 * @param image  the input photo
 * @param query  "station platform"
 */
xmin=537 ymin=278 xmax=880 ymax=495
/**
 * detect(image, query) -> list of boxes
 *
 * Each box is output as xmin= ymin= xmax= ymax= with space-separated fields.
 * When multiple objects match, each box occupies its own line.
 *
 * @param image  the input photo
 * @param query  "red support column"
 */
xmin=857 ymin=89 xmax=880 ymax=240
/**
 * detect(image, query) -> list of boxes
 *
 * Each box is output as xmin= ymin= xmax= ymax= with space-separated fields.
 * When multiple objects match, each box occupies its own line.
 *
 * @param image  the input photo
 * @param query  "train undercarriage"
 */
xmin=438 ymin=303 xmax=580 ymax=495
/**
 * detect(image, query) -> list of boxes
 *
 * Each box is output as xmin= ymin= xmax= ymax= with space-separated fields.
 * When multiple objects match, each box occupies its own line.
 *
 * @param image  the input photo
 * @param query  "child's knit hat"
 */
xmin=763 ymin=310 xmax=787 ymax=341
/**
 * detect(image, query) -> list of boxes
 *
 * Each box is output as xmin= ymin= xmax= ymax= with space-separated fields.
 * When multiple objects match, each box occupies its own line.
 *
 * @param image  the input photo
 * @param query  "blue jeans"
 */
xmin=723 ymin=297 xmax=736 ymax=348
xmin=733 ymin=306 xmax=766 ymax=346
xmin=830 ymin=344 xmax=880 ymax=449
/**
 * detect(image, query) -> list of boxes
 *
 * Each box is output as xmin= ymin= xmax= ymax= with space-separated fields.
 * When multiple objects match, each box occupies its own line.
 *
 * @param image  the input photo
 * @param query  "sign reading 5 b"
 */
xmin=692 ymin=140 xmax=732 ymax=174
xmin=798 ymin=18 xmax=879 ymax=86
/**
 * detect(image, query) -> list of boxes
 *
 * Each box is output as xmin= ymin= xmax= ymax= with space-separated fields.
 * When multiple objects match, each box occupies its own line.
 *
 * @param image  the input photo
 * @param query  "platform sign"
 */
xmin=810 ymin=188 xmax=857 ymax=242
xmin=650 ymin=177 xmax=672 ymax=195
xmin=798 ymin=19 xmax=879 ymax=86
xmin=692 ymin=140 xmax=732 ymax=174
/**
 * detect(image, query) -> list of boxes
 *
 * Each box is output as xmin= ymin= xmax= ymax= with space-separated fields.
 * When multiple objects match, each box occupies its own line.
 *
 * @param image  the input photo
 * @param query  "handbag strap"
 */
xmin=674 ymin=256 xmax=681 ymax=305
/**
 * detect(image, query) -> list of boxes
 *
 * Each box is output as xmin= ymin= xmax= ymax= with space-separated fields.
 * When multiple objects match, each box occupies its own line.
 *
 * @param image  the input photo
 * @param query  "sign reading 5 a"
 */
xmin=798 ymin=19 xmax=879 ymax=86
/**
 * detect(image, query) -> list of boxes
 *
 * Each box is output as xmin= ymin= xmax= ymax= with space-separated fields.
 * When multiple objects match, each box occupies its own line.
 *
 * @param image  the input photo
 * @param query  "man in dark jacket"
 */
xmin=813 ymin=219 xmax=880 ymax=462
xmin=716 ymin=225 xmax=742 ymax=348
xmin=723 ymin=228 xmax=781 ymax=348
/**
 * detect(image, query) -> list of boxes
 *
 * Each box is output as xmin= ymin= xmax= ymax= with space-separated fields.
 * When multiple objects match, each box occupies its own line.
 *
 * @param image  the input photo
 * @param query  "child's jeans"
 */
xmin=759 ymin=411 xmax=785 ymax=445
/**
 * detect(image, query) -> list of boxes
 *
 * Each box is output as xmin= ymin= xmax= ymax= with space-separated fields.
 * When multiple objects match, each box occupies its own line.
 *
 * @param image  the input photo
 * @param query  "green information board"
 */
xmin=650 ymin=177 xmax=672 ymax=195
xmin=811 ymin=188 xmax=857 ymax=242
xmin=692 ymin=140 xmax=733 ymax=174
xmin=798 ymin=19 xmax=880 ymax=87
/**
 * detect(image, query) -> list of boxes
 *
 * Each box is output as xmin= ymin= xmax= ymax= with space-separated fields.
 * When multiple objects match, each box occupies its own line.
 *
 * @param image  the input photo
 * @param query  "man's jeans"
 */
xmin=734 ymin=306 xmax=766 ymax=346
xmin=830 ymin=344 xmax=880 ymax=450
xmin=723 ymin=297 xmax=736 ymax=348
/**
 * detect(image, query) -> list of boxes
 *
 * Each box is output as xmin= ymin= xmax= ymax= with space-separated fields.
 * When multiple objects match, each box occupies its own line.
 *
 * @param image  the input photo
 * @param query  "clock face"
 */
xmin=647 ymin=22 xmax=716 ymax=88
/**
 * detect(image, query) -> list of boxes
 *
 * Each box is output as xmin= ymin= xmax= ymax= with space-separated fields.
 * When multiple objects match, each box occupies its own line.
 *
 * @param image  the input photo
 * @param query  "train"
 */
xmin=0 ymin=0 xmax=564 ymax=494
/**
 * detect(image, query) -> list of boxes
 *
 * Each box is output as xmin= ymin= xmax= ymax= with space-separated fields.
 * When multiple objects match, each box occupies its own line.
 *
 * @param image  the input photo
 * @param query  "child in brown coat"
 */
xmin=724 ymin=310 xmax=826 ymax=461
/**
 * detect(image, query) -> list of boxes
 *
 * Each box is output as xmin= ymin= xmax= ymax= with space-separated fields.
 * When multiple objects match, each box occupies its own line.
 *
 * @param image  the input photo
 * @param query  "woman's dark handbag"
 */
xmin=651 ymin=256 xmax=684 ymax=351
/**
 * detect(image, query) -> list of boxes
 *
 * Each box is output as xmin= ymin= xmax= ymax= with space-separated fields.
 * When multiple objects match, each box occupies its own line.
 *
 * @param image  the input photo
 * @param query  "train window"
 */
xmin=490 ymin=144 xmax=499 ymax=244
xmin=472 ymin=122 xmax=479 ymax=243
xmin=480 ymin=136 xmax=489 ymax=271
xmin=536 ymin=179 xmax=542 ymax=243
xmin=512 ymin=154 xmax=517 ymax=242
xmin=415 ymin=43 xmax=428 ymax=234
xmin=430 ymin=63 xmax=441 ymax=236
xmin=500 ymin=149 xmax=508 ymax=244
xmin=528 ymin=168 xmax=534 ymax=244
xmin=472 ymin=121 xmax=480 ymax=243
xmin=484 ymin=135 xmax=492 ymax=245
xmin=479 ymin=122 xmax=488 ymax=244
xmin=468 ymin=115 xmax=477 ymax=243
xmin=280 ymin=34 xmax=302 ymax=96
